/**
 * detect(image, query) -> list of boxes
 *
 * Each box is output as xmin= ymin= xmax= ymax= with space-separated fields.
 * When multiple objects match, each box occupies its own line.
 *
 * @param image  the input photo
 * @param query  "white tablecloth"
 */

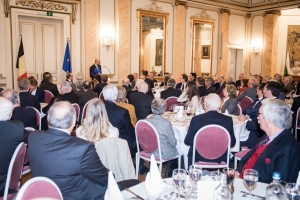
xmin=121 ymin=178 xmax=267 ymax=199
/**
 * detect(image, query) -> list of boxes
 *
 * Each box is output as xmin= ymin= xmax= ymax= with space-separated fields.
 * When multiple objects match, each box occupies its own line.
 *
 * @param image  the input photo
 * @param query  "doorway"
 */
xmin=228 ymin=49 xmax=243 ymax=81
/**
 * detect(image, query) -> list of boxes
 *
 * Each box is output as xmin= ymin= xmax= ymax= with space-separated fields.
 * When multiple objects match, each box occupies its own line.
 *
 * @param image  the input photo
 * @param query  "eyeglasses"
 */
xmin=257 ymin=112 xmax=263 ymax=116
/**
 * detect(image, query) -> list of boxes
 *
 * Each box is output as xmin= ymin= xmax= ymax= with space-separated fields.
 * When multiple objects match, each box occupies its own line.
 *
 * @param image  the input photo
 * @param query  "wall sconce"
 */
xmin=253 ymin=45 xmax=259 ymax=56
xmin=103 ymin=35 xmax=113 ymax=51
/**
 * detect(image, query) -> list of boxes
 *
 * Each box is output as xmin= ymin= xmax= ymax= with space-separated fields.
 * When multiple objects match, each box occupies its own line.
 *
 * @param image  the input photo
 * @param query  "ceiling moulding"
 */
xmin=15 ymin=0 xmax=68 ymax=11
xmin=175 ymin=0 xmax=189 ymax=8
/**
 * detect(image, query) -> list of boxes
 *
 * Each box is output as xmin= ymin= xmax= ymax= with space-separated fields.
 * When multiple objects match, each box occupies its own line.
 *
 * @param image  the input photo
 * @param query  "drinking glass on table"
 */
xmin=189 ymin=165 xmax=202 ymax=198
xmin=243 ymin=169 xmax=259 ymax=199
xmin=210 ymin=170 xmax=221 ymax=181
xmin=285 ymin=183 xmax=300 ymax=200
xmin=173 ymin=169 xmax=187 ymax=196
xmin=223 ymin=168 xmax=235 ymax=193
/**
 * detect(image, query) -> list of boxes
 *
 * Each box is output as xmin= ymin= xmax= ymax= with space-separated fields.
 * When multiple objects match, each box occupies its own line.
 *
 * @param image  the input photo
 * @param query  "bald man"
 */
xmin=90 ymin=59 xmax=102 ymax=88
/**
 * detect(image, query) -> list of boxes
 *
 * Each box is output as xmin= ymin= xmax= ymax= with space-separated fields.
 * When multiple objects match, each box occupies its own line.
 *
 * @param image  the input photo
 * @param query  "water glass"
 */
xmin=285 ymin=183 xmax=300 ymax=200
xmin=243 ymin=169 xmax=259 ymax=199
xmin=172 ymin=169 xmax=187 ymax=196
xmin=210 ymin=170 xmax=221 ymax=181
xmin=189 ymin=165 xmax=202 ymax=198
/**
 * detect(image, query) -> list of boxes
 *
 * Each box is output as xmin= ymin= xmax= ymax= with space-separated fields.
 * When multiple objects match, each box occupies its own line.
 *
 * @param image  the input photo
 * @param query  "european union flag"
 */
xmin=62 ymin=42 xmax=72 ymax=73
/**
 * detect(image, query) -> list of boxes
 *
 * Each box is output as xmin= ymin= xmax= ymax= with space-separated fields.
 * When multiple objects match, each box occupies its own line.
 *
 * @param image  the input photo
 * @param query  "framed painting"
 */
xmin=287 ymin=25 xmax=300 ymax=68
xmin=155 ymin=39 xmax=163 ymax=66
xmin=201 ymin=45 xmax=210 ymax=59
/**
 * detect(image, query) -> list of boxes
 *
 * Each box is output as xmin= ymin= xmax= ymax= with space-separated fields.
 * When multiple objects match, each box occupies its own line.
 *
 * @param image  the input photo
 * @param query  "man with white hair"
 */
xmin=41 ymin=81 xmax=79 ymax=130
xmin=0 ymin=97 xmax=25 ymax=196
xmin=28 ymin=101 xmax=109 ymax=199
xmin=236 ymin=73 xmax=244 ymax=89
xmin=184 ymin=93 xmax=236 ymax=167
xmin=237 ymin=99 xmax=300 ymax=183
xmin=237 ymin=77 xmax=259 ymax=101
xmin=282 ymin=75 xmax=295 ymax=93
xmin=129 ymin=81 xmax=154 ymax=121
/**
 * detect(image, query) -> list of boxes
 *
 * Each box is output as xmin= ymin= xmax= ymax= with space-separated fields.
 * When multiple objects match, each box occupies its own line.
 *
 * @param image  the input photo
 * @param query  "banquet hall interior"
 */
xmin=1 ymin=0 xmax=300 ymax=199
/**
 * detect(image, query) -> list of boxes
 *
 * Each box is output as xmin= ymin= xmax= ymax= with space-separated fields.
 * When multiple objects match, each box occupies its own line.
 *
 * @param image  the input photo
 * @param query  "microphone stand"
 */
xmin=102 ymin=66 xmax=111 ymax=74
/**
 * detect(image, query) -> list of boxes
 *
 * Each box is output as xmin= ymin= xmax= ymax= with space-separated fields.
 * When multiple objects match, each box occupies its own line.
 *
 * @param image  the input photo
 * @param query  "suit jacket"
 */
xmin=104 ymin=101 xmax=136 ymax=156
xmin=0 ymin=121 xmax=25 ymax=196
xmin=39 ymin=81 xmax=60 ymax=96
xmin=236 ymin=80 xmax=241 ymax=88
xmin=42 ymin=92 xmax=79 ymax=114
xmin=145 ymin=78 xmax=154 ymax=88
xmin=94 ymin=82 xmax=107 ymax=96
xmin=76 ymin=89 xmax=98 ymax=121
xmin=184 ymin=111 xmax=236 ymax=166
xmin=12 ymin=107 xmax=37 ymax=129
xmin=197 ymin=86 xmax=208 ymax=97
xmin=122 ymin=85 xmax=132 ymax=94
xmin=237 ymin=88 xmax=257 ymax=102
xmin=28 ymin=128 xmax=109 ymax=200
xmin=216 ymin=82 xmax=226 ymax=94
xmin=175 ymin=83 xmax=186 ymax=92
xmin=221 ymin=98 xmax=237 ymax=115
xmin=213 ymin=82 xmax=220 ymax=91
xmin=31 ymin=87 xmax=45 ymax=103
xmin=291 ymin=96 xmax=300 ymax=128
xmin=238 ymin=129 xmax=300 ymax=183
xmin=19 ymin=92 xmax=40 ymax=111
xmin=129 ymin=92 xmax=154 ymax=121
xmin=116 ymin=102 xmax=137 ymax=127
xmin=206 ymin=86 xmax=216 ymax=94
xmin=160 ymin=87 xmax=182 ymax=100
xmin=90 ymin=65 xmax=102 ymax=79
xmin=283 ymin=83 xmax=296 ymax=93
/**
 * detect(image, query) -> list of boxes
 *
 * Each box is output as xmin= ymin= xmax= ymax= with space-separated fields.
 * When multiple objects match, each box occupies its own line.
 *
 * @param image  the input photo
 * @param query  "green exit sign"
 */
xmin=47 ymin=11 xmax=53 ymax=16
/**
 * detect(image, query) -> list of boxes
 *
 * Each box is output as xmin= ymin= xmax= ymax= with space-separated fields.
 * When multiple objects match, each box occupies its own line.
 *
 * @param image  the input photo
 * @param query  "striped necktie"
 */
xmin=256 ymin=136 xmax=269 ymax=149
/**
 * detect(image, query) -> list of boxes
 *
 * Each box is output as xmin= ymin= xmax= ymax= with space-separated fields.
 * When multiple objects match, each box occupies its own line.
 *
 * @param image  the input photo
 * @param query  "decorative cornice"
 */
xmin=192 ymin=10 xmax=213 ymax=20
xmin=175 ymin=0 xmax=188 ymax=9
xmin=4 ymin=0 xmax=9 ymax=17
xmin=15 ymin=0 xmax=68 ymax=12
xmin=262 ymin=10 xmax=281 ymax=17
xmin=220 ymin=9 xmax=231 ymax=15
xmin=71 ymin=3 xmax=78 ymax=24
xmin=142 ymin=1 xmax=165 ymax=13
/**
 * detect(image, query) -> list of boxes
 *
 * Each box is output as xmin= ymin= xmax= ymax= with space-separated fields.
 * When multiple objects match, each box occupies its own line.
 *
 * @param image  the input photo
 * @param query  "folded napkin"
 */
xmin=145 ymin=154 xmax=164 ymax=196
xmin=175 ymin=106 xmax=184 ymax=118
xmin=224 ymin=109 xmax=229 ymax=115
xmin=197 ymin=176 xmax=220 ymax=200
xmin=104 ymin=171 xmax=124 ymax=200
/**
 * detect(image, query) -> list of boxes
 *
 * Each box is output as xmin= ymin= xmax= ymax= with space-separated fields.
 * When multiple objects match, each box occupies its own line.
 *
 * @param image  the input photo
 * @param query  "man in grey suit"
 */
xmin=237 ymin=77 xmax=259 ymax=102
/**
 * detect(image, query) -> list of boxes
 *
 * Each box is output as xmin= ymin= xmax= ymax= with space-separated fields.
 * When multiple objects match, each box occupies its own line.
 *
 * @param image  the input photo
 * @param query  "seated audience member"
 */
xmin=264 ymin=76 xmax=271 ymax=83
xmin=65 ymin=73 xmax=73 ymax=85
xmin=220 ymin=84 xmax=237 ymax=115
xmin=72 ymin=72 xmax=84 ymax=92
xmin=94 ymin=74 xmax=108 ymax=96
xmin=76 ymin=99 xmax=118 ymax=142
xmin=237 ymin=77 xmax=258 ymax=102
xmin=160 ymin=78 xmax=181 ymax=100
xmin=18 ymin=78 xmax=40 ymax=110
xmin=122 ymin=77 xmax=132 ymax=94
xmin=28 ymin=101 xmax=110 ymax=200
xmin=143 ymin=70 xmax=154 ymax=88
xmin=184 ymin=94 xmax=236 ymax=166
xmin=214 ymin=76 xmax=225 ymax=93
xmin=263 ymin=82 xmax=281 ymax=99
xmin=28 ymin=76 xmax=45 ymax=103
xmin=273 ymin=73 xmax=284 ymax=87
xmin=42 ymin=81 xmax=79 ymax=130
xmin=146 ymin=98 xmax=178 ymax=177
xmin=217 ymin=76 xmax=236 ymax=95
xmin=238 ymin=83 xmax=266 ymax=148
xmin=127 ymin=74 xmax=135 ymax=88
xmin=237 ymin=79 xmax=248 ymax=96
xmin=189 ymin=73 xmax=196 ymax=82
xmin=175 ymin=74 xmax=188 ymax=92
xmin=160 ymin=72 xmax=170 ymax=87
xmin=103 ymin=84 xmax=136 ymax=157
xmin=116 ymin=86 xmax=137 ymax=127
xmin=39 ymin=72 xmax=60 ymax=96
xmin=1 ymin=89 xmax=37 ymax=129
xmin=237 ymin=99 xmax=300 ymax=183
xmin=282 ymin=75 xmax=295 ymax=93
xmin=206 ymin=77 xmax=216 ymax=94
xmin=177 ymin=81 xmax=200 ymax=111
xmin=75 ymin=81 xmax=97 ymax=121
xmin=129 ymin=81 xmax=154 ymax=121
xmin=0 ymin=97 xmax=25 ymax=197
xmin=236 ymin=73 xmax=244 ymax=89
xmin=196 ymin=77 xmax=208 ymax=97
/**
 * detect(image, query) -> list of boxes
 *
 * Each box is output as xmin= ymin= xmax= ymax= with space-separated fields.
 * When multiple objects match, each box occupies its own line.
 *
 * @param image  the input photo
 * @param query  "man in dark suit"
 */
xmin=0 ymin=97 xmax=25 ymax=196
xmin=122 ymin=77 xmax=132 ymax=94
xmin=237 ymin=77 xmax=259 ymax=102
xmin=28 ymin=101 xmax=109 ymax=200
xmin=175 ymin=74 xmax=188 ymax=92
xmin=235 ymin=73 xmax=244 ymax=89
xmin=216 ymin=76 xmax=236 ymax=95
xmin=39 ymin=73 xmax=60 ymax=96
xmin=129 ymin=82 xmax=154 ymax=121
xmin=18 ymin=78 xmax=40 ymax=111
xmin=29 ymin=77 xmax=45 ymax=103
xmin=42 ymin=81 xmax=79 ymax=130
xmin=213 ymin=76 xmax=224 ymax=92
xmin=196 ymin=77 xmax=208 ymax=97
xmin=94 ymin=74 xmax=108 ymax=96
xmin=1 ymin=89 xmax=37 ymax=129
xmin=237 ymin=99 xmax=300 ymax=183
xmin=160 ymin=79 xmax=181 ymax=100
xmin=206 ymin=77 xmax=216 ymax=94
xmin=89 ymin=59 xmax=102 ymax=80
xmin=184 ymin=94 xmax=236 ymax=166
xmin=76 ymin=81 xmax=97 ymax=123
xmin=143 ymin=70 xmax=154 ymax=89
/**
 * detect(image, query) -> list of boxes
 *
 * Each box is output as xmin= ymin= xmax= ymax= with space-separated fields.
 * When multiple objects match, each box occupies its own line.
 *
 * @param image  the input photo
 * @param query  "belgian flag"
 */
xmin=16 ymin=37 xmax=27 ymax=81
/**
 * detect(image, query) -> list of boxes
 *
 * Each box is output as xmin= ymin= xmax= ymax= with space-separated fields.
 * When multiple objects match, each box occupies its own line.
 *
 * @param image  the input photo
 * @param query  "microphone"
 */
xmin=103 ymin=66 xmax=111 ymax=74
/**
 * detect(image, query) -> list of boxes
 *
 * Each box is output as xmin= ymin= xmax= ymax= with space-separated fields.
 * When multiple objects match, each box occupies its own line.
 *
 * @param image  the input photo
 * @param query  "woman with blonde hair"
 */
xmin=76 ymin=98 xmax=119 ymax=143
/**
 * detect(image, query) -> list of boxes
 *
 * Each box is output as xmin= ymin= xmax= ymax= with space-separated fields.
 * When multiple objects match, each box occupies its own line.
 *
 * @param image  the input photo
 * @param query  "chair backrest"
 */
xmin=135 ymin=120 xmax=160 ymax=157
xmin=99 ymin=92 xmax=105 ymax=102
xmin=278 ymin=92 xmax=285 ymax=100
xmin=72 ymin=103 xmax=80 ymax=123
xmin=15 ymin=177 xmax=63 ymax=200
xmin=237 ymin=104 xmax=242 ymax=116
xmin=192 ymin=125 xmax=231 ymax=165
xmin=165 ymin=96 xmax=178 ymax=111
xmin=80 ymin=99 xmax=92 ymax=124
xmin=44 ymin=90 xmax=54 ymax=103
xmin=2 ymin=143 xmax=27 ymax=200
xmin=26 ymin=107 xmax=41 ymax=130
xmin=238 ymin=96 xmax=253 ymax=112
xmin=219 ymin=91 xmax=224 ymax=99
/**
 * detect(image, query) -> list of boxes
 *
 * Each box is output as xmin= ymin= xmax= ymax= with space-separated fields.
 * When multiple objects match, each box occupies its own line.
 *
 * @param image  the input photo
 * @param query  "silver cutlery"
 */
xmin=125 ymin=188 xmax=144 ymax=200
xmin=240 ymin=191 xmax=266 ymax=199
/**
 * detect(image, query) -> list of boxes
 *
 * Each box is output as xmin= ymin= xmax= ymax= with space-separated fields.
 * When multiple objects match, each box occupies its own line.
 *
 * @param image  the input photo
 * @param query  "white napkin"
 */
xmin=197 ymin=180 xmax=220 ymax=200
xmin=154 ymin=90 xmax=161 ymax=98
xmin=145 ymin=154 xmax=164 ymax=196
xmin=224 ymin=109 xmax=229 ymax=115
xmin=296 ymin=171 xmax=300 ymax=189
xmin=104 ymin=171 xmax=124 ymax=200
xmin=176 ymin=106 xmax=184 ymax=118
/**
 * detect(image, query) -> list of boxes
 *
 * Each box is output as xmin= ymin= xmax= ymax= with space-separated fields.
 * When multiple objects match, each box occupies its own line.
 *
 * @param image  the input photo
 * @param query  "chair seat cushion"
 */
xmin=235 ymin=149 xmax=251 ymax=159
xmin=195 ymin=161 xmax=226 ymax=165
xmin=140 ymin=151 xmax=179 ymax=162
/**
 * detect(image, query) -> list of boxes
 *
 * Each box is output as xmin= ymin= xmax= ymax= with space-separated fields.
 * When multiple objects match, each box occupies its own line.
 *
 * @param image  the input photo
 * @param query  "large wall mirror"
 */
xmin=191 ymin=11 xmax=215 ymax=77
xmin=137 ymin=2 xmax=169 ymax=78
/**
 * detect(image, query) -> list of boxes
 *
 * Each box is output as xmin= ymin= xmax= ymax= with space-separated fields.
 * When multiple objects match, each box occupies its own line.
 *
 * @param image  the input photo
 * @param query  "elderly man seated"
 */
xmin=236 ymin=99 xmax=300 ymax=183
xmin=184 ymin=93 xmax=236 ymax=167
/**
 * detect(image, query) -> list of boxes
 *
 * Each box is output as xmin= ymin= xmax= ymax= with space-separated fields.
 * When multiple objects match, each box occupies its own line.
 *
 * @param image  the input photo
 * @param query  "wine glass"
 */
xmin=172 ymin=169 xmax=187 ymax=196
xmin=285 ymin=183 xmax=300 ymax=200
xmin=243 ymin=169 xmax=259 ymax=198
xmin=223 ymin=168 xmax=235 ymax=193
xmin=189 ymin=165 xmax=202 ymax=198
